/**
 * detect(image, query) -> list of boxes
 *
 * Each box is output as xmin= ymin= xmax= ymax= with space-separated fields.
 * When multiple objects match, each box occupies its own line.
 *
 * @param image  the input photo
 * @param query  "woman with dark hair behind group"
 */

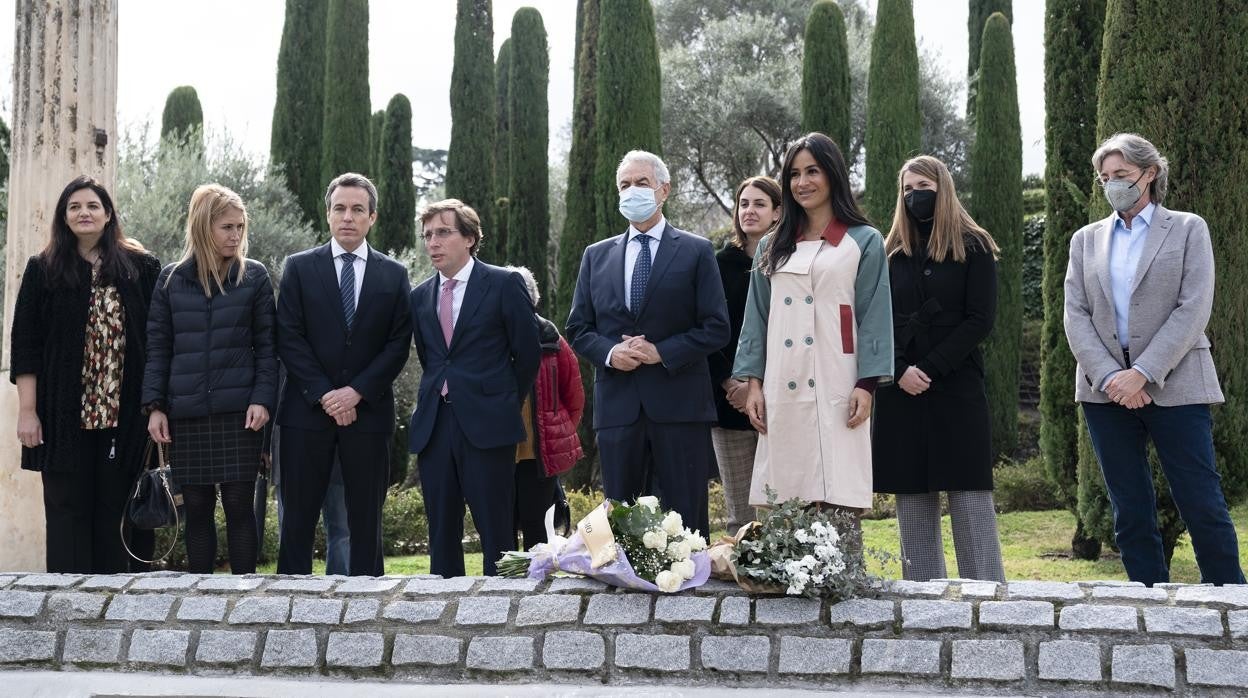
xmin=10 ymin=175 xmax=162 ymax=573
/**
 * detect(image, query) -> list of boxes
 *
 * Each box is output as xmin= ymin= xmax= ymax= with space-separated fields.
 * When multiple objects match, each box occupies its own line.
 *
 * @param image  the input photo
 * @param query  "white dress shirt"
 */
xmin=331 ymin=238 xmax=369 ymax=310
xmin=437 ymin=256 xmax=475 ymax=329
xmin=623 ymin=215 xmax=666 ymax=310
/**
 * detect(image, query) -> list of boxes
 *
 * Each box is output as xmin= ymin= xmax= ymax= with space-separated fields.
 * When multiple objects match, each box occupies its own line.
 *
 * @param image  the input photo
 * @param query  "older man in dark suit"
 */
xmin=566 ymin=150 xmax=730 ymax=538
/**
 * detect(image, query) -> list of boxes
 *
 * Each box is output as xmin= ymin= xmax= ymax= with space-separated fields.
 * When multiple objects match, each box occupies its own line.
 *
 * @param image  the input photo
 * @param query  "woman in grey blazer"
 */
xmin=1063 ymin=132 xmax=1243 ymax=587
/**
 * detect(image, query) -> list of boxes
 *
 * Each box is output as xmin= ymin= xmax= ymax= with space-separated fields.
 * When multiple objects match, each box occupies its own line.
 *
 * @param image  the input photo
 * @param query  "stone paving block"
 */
xmin=128 ymin=629 xmax=189 ymax=666
xmin=778 ymin=637 xmax=852 ymax=674
xmin=584 ymin=593 xmax=651 ymax=625
xmin=1112 ymin=644 xmax=1174 ymax=688
xmin=1059 ymin=603 xmax=1138 ymax=631
xmin=0 ymin=628 xmax=56 ymax=662
xmin=290 ymin=598 xmax=344 ymax=624
xmin=176 ymin=596 xmax=228 ymax=622
xmin=455 ymin=596 xmax=511 ymax=625
xmin=261 ymin=628 xmax=319 ymax=667
xmin=1229 ymin=610 xmax=1248 ymax=638
xmin=63 ymin=628 xmax=123 ymax=664
xmin=885 ymin=580 xmax=948 ymax=597
xmin=1174 ymin=585 xmax=1248 ymax=608
xmin=267 ymin=578 xmax=336 ymax=593
xmin=861 ymin=639 xmax=941 ymax=675
xmin=12 ymin=573 xmax=83 ymax=589
xmin=827 ymin=599 xmax=894 ymax=627
xmin=31 ymin=590 xmax=101 ymax=620
xmin=0 ymin=576 xmax=12 ymax=589
xmin=383 ymin=600 xmax=445 ymax=624
xmin=326 ymin=632 xmax=384 ymax=667
xmin=466 ymin=636 xmax=534 ymax=671
xmin=344 ymin=598 xmax=381 ymax=623
xmin=615 ymin=634 xmax=690 ymax=671
xmin=755 ymin=597 xmax=820 ymax=625
xmin=1006 ymin=581 xmax=1085 ymax=601
xmin=902 ymin=600 xmax=972 ymax=630
xmin=104 ymin=593 xmax=174 ymax=621
xmin=717 ymin=596 xmax=750 ymax=625
xmin=959 ymin=581 xmax=999 ymax=599
xmin=548 ymin=577 xmax=608 ymax=593
xmin=480 ymin=577 xmax=540 ymax=593
xmin=79 ymin=575 xmax=132 ymax=591
xmin=228 ymin=596 xmax=291 ymax=624
xmin=404 ymin=577 xmax=478 ymax=595
xmin=693 ymin=579 xmax=746 ymax=595
xmin=1038 ymin=640 xmax=1102 ymax=682
xmin=1185 ymin=648 xmax=1248 ymax=688
xmin=336 ymin=577 xmax=401 ymax=594
xmin=1143 ymin=606 xmax=1223 ymax=636
xmin=392 ymin=634 xmax=462 ymax=666
xmin=196 ymin=630 xmax=257 ymax=665
xmin=516 ymin=594 xmax=581 ymax=626
xmin=978 ymin=600 xmax=1054 ymax=629
xmin=129 ymin=574 xmax=200 ymax=591
xmin=951 ymin=640 xmax=1024 ymax=680
xmin=196 ymin=576 xmax=264 ymax=592
xmin=542 ymin=630 xmax=605 ymax=670
xmin=700 ymin=635 xmax=769 ymax=673
xmin=655 ymin=595 xmax=716 ymax=623
xmin=0 ymin=591 xmax=45 ymax=618
xmin=1091 ymin=585 xmax=1169 ymax=602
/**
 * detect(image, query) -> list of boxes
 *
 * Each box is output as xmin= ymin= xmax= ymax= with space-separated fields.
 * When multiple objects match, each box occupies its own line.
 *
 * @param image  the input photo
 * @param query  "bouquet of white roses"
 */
xmin=497 ymin=496 xmax=711 ymax=593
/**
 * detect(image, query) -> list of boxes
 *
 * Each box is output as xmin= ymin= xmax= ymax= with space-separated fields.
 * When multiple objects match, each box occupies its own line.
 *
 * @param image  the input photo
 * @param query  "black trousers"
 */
xmin=514 ymin=458 xmax=558 ymax=550
xmin=598 ymin=416 xmax=713 ymax=539
xmin=419 ymin=402 xmax=516 ymax=577
xmin=277 ymin=425 xmax=389 ymax=576
xmin=42 ymin=428 xmax=152 ymax=573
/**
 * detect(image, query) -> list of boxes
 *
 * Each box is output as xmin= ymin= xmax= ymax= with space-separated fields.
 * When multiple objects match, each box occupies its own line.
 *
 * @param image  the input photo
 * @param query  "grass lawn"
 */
xmin=258 ymin=503 xmax=1248 ymax=582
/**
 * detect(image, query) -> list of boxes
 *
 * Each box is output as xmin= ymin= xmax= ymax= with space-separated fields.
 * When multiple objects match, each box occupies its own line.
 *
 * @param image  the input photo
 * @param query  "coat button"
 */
xmin=784 ymin=296 xmax=792 ymax=305
xmin=808 ymin=378 xmax=815 ymax=388
xmin=784 ymin=339 xmax=793 ymax=348
xmin=805 ymin=296 xmax=813 ymax=304
xmin=787 ymin=381 xmax=797 ymax=390
xmin=924 ymin=268 xmax=932 ymax=276
xmin=804 ymin=336 xmax=813 ymax=345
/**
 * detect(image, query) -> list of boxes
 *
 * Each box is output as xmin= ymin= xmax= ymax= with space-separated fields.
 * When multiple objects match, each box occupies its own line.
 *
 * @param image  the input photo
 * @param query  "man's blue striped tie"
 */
xmin=630 ymin=234 xmax=651 ymax=314
xmin=340 ymin=252 xmax=357 ymax=330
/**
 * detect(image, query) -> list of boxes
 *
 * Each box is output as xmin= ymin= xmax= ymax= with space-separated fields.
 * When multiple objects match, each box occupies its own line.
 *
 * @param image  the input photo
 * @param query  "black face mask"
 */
xmin=904 ymin=189 xmax=937 ymax=221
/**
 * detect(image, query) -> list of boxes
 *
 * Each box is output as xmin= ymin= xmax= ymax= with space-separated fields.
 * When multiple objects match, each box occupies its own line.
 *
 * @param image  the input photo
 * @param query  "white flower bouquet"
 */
xmin=497 ymin=496 xmax=711 ymax=593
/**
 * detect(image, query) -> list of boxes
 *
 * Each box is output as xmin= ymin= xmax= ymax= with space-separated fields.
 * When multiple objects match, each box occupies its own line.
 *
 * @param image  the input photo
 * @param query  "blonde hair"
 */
xmin=884 ymin=155 xmax=999 ymax=263
xmin=170 ymin=183 xmax=249 ymax=296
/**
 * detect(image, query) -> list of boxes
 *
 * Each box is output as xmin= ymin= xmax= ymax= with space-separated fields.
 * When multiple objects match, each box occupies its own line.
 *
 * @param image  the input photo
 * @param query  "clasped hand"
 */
xmin=609 ymin=335 xmax=662 ymax=371
xmin=322 ymin=387 xmax=362 ymax=426
xmin=898 ymin=365 xmax=932 ymax=396
xmin=1105 ymin=368 xmax=1152 ymax=409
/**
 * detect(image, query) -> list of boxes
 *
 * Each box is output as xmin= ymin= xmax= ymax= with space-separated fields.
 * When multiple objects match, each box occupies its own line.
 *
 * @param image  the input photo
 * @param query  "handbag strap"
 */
xmin=119 ymin=454 xmax=181 ymax=565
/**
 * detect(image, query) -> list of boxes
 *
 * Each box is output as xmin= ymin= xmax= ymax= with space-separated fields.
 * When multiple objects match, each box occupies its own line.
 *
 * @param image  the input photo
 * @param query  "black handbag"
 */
xmin=120 ymin=440 xmax=183 ymax=563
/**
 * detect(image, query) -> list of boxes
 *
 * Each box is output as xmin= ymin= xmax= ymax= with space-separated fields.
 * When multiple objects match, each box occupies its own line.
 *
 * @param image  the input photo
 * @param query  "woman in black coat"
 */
xmin=143 ymin=183 xmax=277 ymax=574
xmin=872 ymin=155 xmax=1005 ymax=582
xmin=10 ymin=176 xmax=161 ymax=573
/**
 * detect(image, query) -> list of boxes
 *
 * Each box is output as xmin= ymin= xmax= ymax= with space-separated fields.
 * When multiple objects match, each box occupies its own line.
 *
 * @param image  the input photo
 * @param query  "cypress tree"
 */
xmin=160 ymin=85 xmax=204 ymax=151
xmin=966 ymin=0 xmax=1013 ymax=120
xmin=445 ymin=0 xmax=496 ymax=254
xmin=554 ymin=0 xmax=600 ymax=326
xmin=969 ymin=12 xmax=1022 ymax=461
xmin=1084 ymin=0 xmax=1248 ymax=560
xmin=507 ymin=8 xmax=551 ymax=313
xmin=487 ymin=39 xmax=513 ymax=264
xmin=1040 ymin=0 xmax=1105 ymax=559
xmin=0 ymin=115 xmax=9 ymax=186
xmin=374 ymin=94 xmax=415 ymax=254
xmin=369 ymin=109 xmax=386 ymax=180
xmin=863 ymin=0 xmax=921 ymax=227
xmin=320 ymin=0 xmax=371 ymax=191
xmin=801 ymin=0 xmax=851 ymax=151
xmin=593 ymin=0 xmax=662 ymax=245
xmin=270 ymin=0 xmax=327 ymax=228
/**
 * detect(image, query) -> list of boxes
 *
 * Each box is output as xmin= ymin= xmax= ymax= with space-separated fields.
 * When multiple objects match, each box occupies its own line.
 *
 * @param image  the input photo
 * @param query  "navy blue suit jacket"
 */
xmin=408 ymin=261 xmax=541 ymax=453
xmin=276 ymin=243 xmax=412 ymax=433
xmin=565 ymin=222 xmax=730 ymax=429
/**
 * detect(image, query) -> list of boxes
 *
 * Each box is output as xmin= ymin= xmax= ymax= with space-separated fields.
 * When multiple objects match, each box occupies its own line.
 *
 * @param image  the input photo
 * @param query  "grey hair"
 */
xmin=1092 ymin=133 xmax=1169 ymax=204
xmin=616 ymin=150 xmax=671 ymax=186
xmin=504 ymin=265 xmax=540 ymax=308
xmin=324 ymin=172 xmax=379 ymax=213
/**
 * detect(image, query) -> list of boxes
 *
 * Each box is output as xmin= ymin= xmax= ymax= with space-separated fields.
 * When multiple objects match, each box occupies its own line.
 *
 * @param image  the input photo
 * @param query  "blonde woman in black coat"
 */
xmin=873 ymin=155 xmax=1005 ymax=582
xmin=143 ymin=184 xmax=277 ymax=574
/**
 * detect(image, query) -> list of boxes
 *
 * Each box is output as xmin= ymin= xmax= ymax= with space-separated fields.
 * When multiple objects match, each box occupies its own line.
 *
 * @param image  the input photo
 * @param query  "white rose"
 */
xmin=667 ymin=541 xmax=692 ymax=561
xmin=688 ymin=534 xmax=707 ymax=551
xmin=655 ymin=570 xmax=683 ymax=593
xmin=661 ymin=511 xmax=684 ymax=536
xmin=643 ymin=529 xmax=668 ymax=550
xmin=671 ymin=558 xmax=696 ymax=580
xmin=637 ymin=495 xmax=660 ymax=511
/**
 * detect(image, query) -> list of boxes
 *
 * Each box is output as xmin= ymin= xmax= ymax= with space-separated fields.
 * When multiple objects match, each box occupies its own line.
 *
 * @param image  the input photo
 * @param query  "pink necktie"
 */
xmin=440 ymin=278 xmax=457 ymax=395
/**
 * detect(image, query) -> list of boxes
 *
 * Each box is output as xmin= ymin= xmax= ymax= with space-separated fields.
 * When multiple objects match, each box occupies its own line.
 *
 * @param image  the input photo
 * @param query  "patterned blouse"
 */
xmin=80 ymin=268 xmax=126 ymax=429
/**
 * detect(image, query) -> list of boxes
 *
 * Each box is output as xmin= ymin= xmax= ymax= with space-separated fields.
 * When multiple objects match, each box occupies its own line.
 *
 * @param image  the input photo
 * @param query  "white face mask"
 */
xmin=618 ymin=186 xmax=659 ymax=223
xmin=1103 ymin=170 xmax=1145 ymax=212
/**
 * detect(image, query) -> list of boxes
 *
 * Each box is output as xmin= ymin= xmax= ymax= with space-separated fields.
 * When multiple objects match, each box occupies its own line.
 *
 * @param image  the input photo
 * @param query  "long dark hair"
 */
xmin=41 ymin=176 xmax=144 ymax=288
xmin=730 ymin=176 xmax=782 ymax=248
xmin=760 ymin=133 xmax=870 ymax=276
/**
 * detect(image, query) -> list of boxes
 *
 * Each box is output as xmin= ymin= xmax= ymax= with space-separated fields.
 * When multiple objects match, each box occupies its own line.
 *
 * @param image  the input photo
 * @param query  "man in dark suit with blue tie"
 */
xmin=566 ymin=151 xmax=730 ymax=537
xmin=276 ymin=173 xmax=412 ymax=576
xmin=408 ymin=199 xmax=541 ymax=576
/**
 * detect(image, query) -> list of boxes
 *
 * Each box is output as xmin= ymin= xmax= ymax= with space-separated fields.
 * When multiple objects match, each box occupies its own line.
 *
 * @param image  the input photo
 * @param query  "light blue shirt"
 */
xmin=1104 ymin=201 xmax=1156 ymax=387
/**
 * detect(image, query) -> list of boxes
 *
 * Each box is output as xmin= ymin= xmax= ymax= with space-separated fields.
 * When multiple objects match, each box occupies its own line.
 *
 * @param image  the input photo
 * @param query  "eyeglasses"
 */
xmin=1093 ymin=168 xmax=1141 ymax=188
xmin=421 ymin=227 xmax=460 ymax=240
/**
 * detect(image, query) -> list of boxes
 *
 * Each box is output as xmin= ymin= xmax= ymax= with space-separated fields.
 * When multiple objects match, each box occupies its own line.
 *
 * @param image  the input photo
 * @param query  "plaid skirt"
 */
xmin=169 ymin=412 xmax=262 ymax=486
